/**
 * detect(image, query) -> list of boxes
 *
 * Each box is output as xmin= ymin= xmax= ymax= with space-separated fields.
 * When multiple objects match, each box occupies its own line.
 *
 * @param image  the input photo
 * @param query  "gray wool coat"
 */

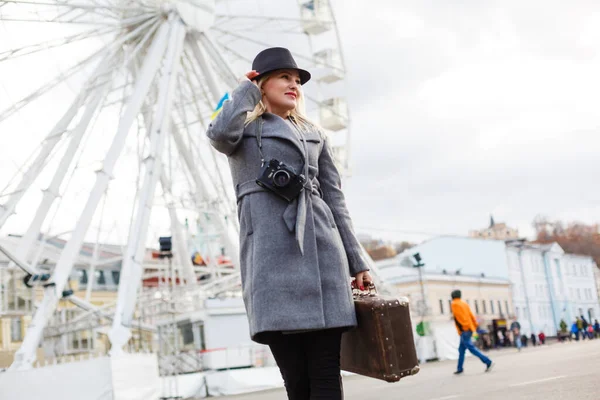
xmin=206 ymin=80 xmax=369 ymax=344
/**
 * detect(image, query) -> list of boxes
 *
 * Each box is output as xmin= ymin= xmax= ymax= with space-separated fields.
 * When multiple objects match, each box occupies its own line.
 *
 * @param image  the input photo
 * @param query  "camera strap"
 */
xmin=255 ymin=115 xmax=307 ymax=176
xmin=256 ymin=116 xmax=266 ymax=167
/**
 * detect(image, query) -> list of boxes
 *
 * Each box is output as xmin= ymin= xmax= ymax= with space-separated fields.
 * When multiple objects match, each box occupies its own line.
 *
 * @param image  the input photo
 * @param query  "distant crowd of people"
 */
xmin=565 ymin=316 xmax=600 ymax=341
xmin=472 ymin=315 xmax=600 ymax=352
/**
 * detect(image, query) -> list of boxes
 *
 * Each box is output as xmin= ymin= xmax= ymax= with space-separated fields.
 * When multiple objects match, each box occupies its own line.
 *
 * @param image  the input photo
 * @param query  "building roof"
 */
xmin=387 ymin=235 xmax=510 ymax=280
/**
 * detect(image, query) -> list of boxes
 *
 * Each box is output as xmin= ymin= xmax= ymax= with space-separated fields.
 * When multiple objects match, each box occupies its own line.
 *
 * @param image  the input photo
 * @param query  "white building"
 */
xmin=595 ymin=265 xmax=600 ymax=306
xmin=506 ymin=241 xmax=600 ymax=335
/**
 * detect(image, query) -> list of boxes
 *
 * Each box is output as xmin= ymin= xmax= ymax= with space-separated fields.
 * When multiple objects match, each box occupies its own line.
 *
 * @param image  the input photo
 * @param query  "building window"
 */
xmin=95 ymin=270 xmax=106 ymax=285
xmin=498 ymin=300 xmax=503 ymax=316
xmin=490 ymin=300 xmax=495 ymax=314
xmin=439 ymin=299 xmax=444 ymax=315
xmin=448 ymin=300 xmax=452 ymax=315
xmin=505 ymin=301 xmax=510 ymax=316
xmin=483 ymin=300 xmax=487 ymax=314
xmin=78 ymin=269 xmax=88 ymax=285
xmin=111 ymin=270 xmax=120 ymax=285
xmin=516 ymin=307 xmax=520 ymax=318
xmin=11 ymin=318 xmax=22 ymax=342
xmin=577 ymin=289 xmax=581 ymax=300
xmin=466 ymin=299 xmax=470 ymax=306
xmin=474 ymin=300 xmax=480 ymax=314
xmin=180 ymin=322 xmax=194 ymax=346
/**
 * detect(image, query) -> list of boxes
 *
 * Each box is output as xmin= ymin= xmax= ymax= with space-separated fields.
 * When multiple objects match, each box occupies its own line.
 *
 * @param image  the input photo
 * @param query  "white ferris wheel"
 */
xmin=0 ymin=0 xmax=351 ymax=371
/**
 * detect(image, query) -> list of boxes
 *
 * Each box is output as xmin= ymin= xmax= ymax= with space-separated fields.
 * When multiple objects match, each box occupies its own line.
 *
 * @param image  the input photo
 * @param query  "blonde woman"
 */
xmin=207 ymin=47 xmax=371 ymax=399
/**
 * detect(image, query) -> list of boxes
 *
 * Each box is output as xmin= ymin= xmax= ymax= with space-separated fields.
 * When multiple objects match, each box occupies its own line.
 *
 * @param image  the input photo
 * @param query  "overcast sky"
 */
xmin=334 ymin=0 xmax=600 ymax=243
xmin=1 ymin=1 xmax=599 ymax=248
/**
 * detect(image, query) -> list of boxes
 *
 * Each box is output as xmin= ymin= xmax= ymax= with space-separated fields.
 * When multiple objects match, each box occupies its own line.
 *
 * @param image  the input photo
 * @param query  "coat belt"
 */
xmin=235 ymin=179 xmax=322 ymax=255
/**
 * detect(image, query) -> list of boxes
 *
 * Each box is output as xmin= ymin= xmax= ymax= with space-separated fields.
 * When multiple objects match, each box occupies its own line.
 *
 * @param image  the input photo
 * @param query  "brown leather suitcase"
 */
xmin=340 ymin=286 xmax=420 ymax=382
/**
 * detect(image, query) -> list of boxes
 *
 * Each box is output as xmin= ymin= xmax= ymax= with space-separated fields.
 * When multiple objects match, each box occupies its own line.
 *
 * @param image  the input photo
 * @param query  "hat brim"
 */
xmin=252 ymin=68 xmax=311 ymax=85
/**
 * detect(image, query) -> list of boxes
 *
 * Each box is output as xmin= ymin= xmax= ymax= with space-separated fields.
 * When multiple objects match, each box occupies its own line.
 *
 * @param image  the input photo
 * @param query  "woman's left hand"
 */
xmin=353 ymin=271 xmax=373 ymax=291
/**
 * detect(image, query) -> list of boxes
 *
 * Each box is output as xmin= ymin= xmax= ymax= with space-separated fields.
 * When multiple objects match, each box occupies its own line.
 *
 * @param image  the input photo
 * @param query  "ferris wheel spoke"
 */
xmin=0 ymin=0 xmax=153 ymax=13
xmin=0 ymin=47 xmax=107 ymax=123
xmin=0 ymin=8 xmax=156 ymax=26
xmin=212 ymin=27 xmax=345 ymax=73
xmin=214 ymin=16 xmax=308 ymax=35
xmin=196 ymin=32 xmax=238 ymax=89
xmin=0 ymin=26 xmax=114 ymax=63
xmin=214 ymin=14 xmax=331 ymax=24
xmin=0 ymin=16 xmax=161 ymax=123
xmin=178 ymin=56 xmax=212 ymax=117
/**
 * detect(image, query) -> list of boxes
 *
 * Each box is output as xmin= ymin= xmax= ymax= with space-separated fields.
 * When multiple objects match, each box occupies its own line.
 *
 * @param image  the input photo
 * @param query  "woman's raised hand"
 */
xmin=241 ymin=70 xmax=260 ymax=86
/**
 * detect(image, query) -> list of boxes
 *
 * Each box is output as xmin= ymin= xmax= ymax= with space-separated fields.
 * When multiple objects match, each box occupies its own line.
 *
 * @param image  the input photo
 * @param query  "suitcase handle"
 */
xmin=351 ymin=282 xmax=378 ymax=297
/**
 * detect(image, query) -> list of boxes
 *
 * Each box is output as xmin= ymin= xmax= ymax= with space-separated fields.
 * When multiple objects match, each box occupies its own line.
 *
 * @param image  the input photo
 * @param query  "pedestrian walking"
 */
xmin=530 ymin=333 xmax=537 ymax=346
xmin=207 ymin=47 xmax=372 ymax=400
xmin=594 ymin=320 xmax=600 ymax=339
xmin=450 ymin=290 xmax=494 ymax=375
xmin=510 ymin=320 xmax=522 ymax=351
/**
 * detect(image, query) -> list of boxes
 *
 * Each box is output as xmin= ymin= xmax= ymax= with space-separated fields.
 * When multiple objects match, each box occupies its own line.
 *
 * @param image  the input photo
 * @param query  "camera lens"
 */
xmin=272 ymin=170 xmax=291 ymax=187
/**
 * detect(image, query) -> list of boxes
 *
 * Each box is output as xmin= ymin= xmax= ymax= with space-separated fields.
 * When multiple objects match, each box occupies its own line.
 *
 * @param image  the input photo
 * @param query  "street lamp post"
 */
xmin=413 ymin=253 xmax=427 ymax=317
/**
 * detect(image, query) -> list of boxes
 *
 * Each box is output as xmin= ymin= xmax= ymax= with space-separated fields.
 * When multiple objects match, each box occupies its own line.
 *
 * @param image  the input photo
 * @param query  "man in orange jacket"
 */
xmin=451 ymin=290 xmax=494 ymax=375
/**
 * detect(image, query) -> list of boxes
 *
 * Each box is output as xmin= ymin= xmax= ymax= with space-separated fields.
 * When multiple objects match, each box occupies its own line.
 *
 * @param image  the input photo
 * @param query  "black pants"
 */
xmin=267 ymin=328 xmax=344 ymax=400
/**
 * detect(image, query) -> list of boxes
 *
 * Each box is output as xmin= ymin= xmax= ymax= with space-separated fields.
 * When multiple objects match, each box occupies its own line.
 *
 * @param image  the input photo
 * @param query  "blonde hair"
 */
xmin=245 ymin=73 xmax=322 ymax=135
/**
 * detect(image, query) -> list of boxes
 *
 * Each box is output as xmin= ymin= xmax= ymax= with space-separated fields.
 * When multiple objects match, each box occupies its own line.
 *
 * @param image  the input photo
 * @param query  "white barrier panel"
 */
xmin=112 ymin=354 xmax=160 ymax=400
xmin=0 ymin=357 xmax=113 ymax=400
xmin=432 ymin=322 xmax=461 ymax=361
xmin=205 ymin=366 xmax=283 ymax=396
xmin=0 ymin=354 xmax=160 ymax=400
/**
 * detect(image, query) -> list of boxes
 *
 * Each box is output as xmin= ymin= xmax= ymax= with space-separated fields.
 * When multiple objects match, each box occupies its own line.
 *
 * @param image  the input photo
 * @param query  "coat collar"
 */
xmin=246 ymin=114 xmax=321 ymax=161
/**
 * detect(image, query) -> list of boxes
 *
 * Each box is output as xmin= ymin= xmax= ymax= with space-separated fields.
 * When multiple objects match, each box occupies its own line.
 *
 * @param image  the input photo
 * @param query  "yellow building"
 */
xmin=0 ymin=235 xmax=124 ymax=368
xmin=392 ymin=271 xmax=514 ymax=329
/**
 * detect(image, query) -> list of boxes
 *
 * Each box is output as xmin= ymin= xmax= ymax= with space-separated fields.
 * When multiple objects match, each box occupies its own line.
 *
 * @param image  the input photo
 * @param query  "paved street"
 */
xmin=221 ymin=340 xmax=600 ymax=400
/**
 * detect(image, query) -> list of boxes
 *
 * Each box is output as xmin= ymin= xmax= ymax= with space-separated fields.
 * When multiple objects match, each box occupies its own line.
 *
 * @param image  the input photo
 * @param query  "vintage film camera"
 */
xmin=256 ymin=159 xmax=306 ymax=202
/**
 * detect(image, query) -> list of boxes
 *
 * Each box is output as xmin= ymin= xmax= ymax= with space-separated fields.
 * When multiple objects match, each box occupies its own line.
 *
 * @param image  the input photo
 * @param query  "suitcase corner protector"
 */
xmin=397 ymin=296 xmax=410 ymax=306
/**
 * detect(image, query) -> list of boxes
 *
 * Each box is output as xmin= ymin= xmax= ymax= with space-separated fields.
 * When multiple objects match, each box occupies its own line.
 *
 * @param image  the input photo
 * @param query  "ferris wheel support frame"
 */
xmin=0 ymin=14 xmax=161 ymax=230
xmin=9 ymin=17 xmax=173 ymax=371
xmin=186 ymin=38 xmax=239 ymax=216
xmin=186 ymin=35 xmax=222 ymax=103
xmin=169 ymin=120 xmax=240 ymax=268
xmin=11 ymin=73 xmax=113 ymax=279
xmin=197 ymin=31 xmax=238 ymax=89
xmin=161 ymin=170 xmax=197 ymax=286
xmin=109 ymin=15 xmax=186 ymax=355
xmin=0 ymin=91 xmax=88 ymax=229
xmin=136 ymin=86 xmax=199 ymax=290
